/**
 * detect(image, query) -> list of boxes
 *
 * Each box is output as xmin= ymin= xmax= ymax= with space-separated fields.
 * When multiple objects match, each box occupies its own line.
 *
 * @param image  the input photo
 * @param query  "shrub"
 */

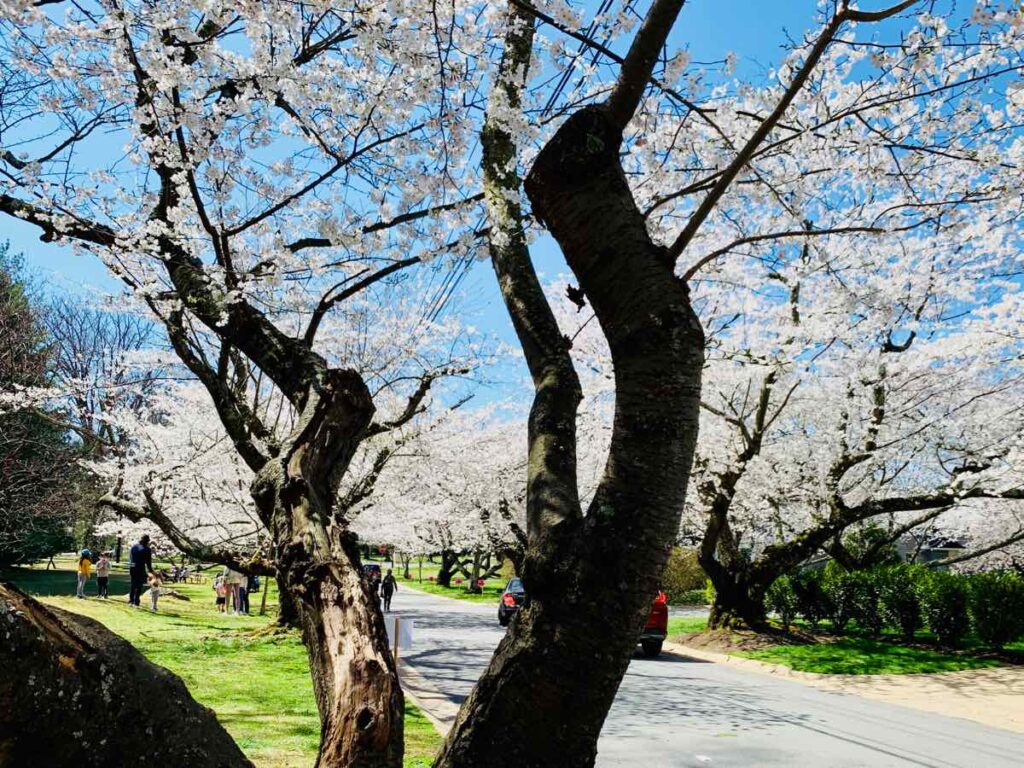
xmin=878 ymin=565 xmax=923 ymax=642
xmin=703 ymin=578 xmax=716 ymax=607
xmin=851 ymin=570 xmax=884 ymax=635
xmin=766 ymin=575 xmax=798 ymax=630
xmin=969 ymin=571 xmax=1024 ymax=649
xmin=822 ymin=562 xmax=858 ymax=633
xmin=920 ymin=571 xmax=970 ymax=648
xmin=661 ymin=548 xmax=707 ymax=604
xmin=792 ymin=569 xmax=828 ymax=628
xmin=675 ymin=588 xmax=708 ymax=605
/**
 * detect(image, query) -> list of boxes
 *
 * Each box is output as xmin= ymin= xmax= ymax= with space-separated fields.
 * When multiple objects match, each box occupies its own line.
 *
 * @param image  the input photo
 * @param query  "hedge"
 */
xmin=766 ymin=564 xmax=1023 ymax=649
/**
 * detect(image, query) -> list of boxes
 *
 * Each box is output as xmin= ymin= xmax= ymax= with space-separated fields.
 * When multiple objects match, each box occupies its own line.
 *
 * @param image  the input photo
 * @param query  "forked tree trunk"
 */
xmin=437 ymin=101 xmax=704 ymax=766
xmin=704 ymin=566 xmax=770 ymax=629
xmin=252 ymin=370 xmax=403 ymax=768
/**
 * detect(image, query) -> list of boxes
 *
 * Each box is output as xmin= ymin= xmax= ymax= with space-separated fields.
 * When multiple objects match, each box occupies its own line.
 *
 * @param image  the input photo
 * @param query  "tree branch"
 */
xmin=667 ymin=0 xmax=922 ymax=260
xmin=605 ymin=0 xmax=687 ymax=131
xmin=97 ymin=487 xmax=274 ymax=575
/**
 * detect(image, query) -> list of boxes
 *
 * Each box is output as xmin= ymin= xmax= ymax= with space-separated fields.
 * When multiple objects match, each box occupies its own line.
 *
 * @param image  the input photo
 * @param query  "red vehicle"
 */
xmin=499 ymin=581 xmax=668 ymax=658
xmin=639 ymin=591 xmax=668 ymax=657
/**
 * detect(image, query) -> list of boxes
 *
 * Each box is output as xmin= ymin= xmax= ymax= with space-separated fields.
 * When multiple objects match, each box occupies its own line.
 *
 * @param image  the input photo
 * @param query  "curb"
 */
xmin=399 ymin=658 xmax=459 ymax=736
xmin=663 ymin=639 xmax=844 ymax=682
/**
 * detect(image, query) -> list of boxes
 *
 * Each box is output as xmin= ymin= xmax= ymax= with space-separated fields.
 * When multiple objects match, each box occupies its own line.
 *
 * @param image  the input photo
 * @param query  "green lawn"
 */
xmin=663 ymin=613 xmax=1016 ymax=675
xmin=3 ymin=562 xmax=442 ymax=768
xmin=739 ymin=637 xmax=1003 ymax=675
xmin=667 ymin=616 xmax=708 ymax=636
xmin=403 ymin=578 xmax=505 ymax=604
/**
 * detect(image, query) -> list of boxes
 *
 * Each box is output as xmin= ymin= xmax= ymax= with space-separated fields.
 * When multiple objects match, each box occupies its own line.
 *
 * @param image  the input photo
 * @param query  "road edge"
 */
xmin=664 ymin=638 xmax=1024 ymax=734
xmin=400 ymin=658 xmax=458 ymax=736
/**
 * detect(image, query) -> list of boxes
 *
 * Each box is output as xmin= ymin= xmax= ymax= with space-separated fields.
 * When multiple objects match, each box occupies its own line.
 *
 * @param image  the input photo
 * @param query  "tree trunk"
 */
xmin=436 ymin=549 xmax=458 ymax=588
xmin=437 ymin=102 xmax=704 ymax=766
xmin=706 ymin=572 xmax=770 ymax=629
xmin=468 ymin=549 xmax=483 ymax=593
xmin=274 ymin=572 xmax=301 ymax=628
xmin=0 ymin=582 xmax=252 ymax=767
xmin=252 ymin=369 xmax=403 ymax=768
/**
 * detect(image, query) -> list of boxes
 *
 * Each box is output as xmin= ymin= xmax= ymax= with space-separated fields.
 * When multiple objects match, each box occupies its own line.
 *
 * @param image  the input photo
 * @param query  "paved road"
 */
xmin=392 ymin=586 xmax=1024 ymax=767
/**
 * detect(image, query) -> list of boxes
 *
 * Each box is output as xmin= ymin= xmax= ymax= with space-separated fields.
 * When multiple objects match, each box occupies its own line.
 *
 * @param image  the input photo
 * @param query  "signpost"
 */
xmin=386 ymin=616 xmax=414 ymax=676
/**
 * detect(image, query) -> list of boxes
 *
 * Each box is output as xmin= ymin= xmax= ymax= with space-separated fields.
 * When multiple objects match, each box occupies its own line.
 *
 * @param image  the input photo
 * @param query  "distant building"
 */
xmin=898 ymin=535 xmax=966 ymax=569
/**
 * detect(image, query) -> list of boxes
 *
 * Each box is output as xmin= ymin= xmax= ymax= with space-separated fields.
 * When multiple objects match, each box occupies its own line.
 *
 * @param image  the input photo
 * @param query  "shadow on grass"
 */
xmin=741 ymin=636 xmax=1002 ymax=675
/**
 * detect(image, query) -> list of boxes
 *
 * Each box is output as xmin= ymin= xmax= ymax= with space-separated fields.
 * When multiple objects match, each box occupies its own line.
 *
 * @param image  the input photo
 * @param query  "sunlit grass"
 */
xmin=403 ymin=578 xmax=505 ymax=604
xmin=4 ymin=562 xmax=442 ymax=767
xmin=667 ymin=616 xmax=708 ymax=636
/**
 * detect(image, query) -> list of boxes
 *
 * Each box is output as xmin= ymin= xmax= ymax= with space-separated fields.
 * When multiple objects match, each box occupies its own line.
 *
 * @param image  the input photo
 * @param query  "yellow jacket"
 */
xmin=77 ymin=558 xmax=92 ymax=577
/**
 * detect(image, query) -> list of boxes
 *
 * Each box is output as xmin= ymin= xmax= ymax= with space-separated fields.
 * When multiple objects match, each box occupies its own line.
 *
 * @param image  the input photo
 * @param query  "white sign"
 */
xmin=386 ymin=616 xmax=414 ymax=650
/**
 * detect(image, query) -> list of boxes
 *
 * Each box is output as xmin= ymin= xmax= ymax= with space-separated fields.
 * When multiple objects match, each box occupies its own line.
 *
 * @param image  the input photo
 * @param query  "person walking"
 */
xmin=381 ymin=569 xmax=398 ymax=612
xmin=222 ymin=566 xmax=244 ymax=614
xmin=96 ymin=552 xmax=110 ymax=598
xmin=128 ymin=534 xmax=154 ymax=607
xmin=147 ymin=572 xmax=162 ymax=612
xmin=76 ymin=551 xmax=92 ymax=598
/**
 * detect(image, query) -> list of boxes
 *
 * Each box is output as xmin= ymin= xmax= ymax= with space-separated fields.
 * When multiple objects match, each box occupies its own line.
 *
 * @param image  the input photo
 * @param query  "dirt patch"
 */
xmin=815 ymin=667 xmax=1024 ymax=733
xmin=674 ymin=626 xmax=815 ymax=652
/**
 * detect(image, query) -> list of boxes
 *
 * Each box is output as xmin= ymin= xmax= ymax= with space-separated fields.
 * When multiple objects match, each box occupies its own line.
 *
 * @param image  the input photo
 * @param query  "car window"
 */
xmin=507 ymin=578 xmax=524 ymax=592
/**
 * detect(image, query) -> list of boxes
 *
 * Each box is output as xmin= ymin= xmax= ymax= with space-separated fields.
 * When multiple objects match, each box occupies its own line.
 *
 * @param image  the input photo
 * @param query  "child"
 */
xmin=148 ymin=572 xmax=162 ymax=612
xmin=214 ymin=576 xmax=227 ymax=613
xmin=96 ymin=553 xmax=110 ymax=599
xmin=76 ymin=551 xmax=92 ymax=598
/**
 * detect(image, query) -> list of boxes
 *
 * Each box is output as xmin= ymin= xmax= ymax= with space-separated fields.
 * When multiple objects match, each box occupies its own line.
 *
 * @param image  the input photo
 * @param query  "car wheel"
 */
xmin=498 ymin=613 xmax=509 ymax=627
xmin=641 ymin=640 xmax=663 ymax=657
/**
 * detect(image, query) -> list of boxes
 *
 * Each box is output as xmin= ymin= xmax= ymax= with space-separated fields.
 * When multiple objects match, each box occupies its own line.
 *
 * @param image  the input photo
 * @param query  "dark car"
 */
xmin=363 ymin=563 xmax=382 ymax=589
xmin=639 ymin=591 xmax=669 ymax=657
xmin=497 ymin=578 xmax=526 ymax=626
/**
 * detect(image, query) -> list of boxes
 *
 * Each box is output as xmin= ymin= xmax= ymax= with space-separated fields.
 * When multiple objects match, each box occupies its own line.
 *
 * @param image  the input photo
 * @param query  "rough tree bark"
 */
xmin=436 ymin=2 xmax=703 ymax=765
xmin=250 ymin=370 xmax=404 ymax=768
xmin=0 ymin=582 xmax=252 ymax=767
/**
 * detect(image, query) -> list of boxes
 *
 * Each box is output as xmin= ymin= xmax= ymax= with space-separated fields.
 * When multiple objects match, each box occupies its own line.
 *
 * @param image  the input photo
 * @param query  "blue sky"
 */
xmin=3 ymin=0 xmax=824 ymax=355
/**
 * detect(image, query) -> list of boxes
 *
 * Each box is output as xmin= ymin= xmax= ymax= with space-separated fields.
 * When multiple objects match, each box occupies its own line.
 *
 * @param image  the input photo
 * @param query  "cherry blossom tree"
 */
xmin=0 ymin=2 xmax=488 ymax=763
xmin=352 ymin=405 xmax=529 ymax=580
xmin=686 ymin=229 xmax=1024 ymax=628
xmin=4 ymin=0 xmax=1024 ymax=765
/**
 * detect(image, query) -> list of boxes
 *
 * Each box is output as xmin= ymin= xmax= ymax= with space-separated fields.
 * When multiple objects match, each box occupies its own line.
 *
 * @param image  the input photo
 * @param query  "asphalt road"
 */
xmin=392 ymin=586 xmax=1024 ymax=767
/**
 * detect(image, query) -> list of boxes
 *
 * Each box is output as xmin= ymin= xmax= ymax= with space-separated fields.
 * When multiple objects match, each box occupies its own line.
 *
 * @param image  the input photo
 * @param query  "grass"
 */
xmin=667 ymin=616 xmax=708 ymax=637
xmin=738 ymin=636 xmax=1003 ymax=675
xmin=403 ymin=578 xmax=505 ymax=604
xmin=3 ymin=561 xmax=443 ymax=768
xmin=378 ymin=558 xmax=510 ymax=605
xmin=664 ymin=612 xmax=1015 ymax=675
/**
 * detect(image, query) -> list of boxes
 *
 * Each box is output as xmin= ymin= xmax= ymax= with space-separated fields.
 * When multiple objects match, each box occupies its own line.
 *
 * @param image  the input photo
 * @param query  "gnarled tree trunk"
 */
xmin=251 ymin=370 xmax=403 ymax=768
xmin=0 ymin=582 xmax=252 ymax=767
xmin=704 ymin=564 xmax=771 ymax=629
xmin=436 ymin=549 xmax=459 ymax=588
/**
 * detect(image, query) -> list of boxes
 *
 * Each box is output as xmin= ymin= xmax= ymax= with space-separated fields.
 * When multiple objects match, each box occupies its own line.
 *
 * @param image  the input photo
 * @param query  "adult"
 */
xmin=221 ymin=566 xmax=245 ymax=615
xmin=96 ymin=552 xmax=110 ymax=599
xmin=75 ymin=551 xmax=92 ymax=599
xmin=237 ymin=574 xmax=250 ymax=615
xmin=127 ymin=534 xmax=154 ymax=607
xmin=381 ymin=569 xmax=398 ymax=612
